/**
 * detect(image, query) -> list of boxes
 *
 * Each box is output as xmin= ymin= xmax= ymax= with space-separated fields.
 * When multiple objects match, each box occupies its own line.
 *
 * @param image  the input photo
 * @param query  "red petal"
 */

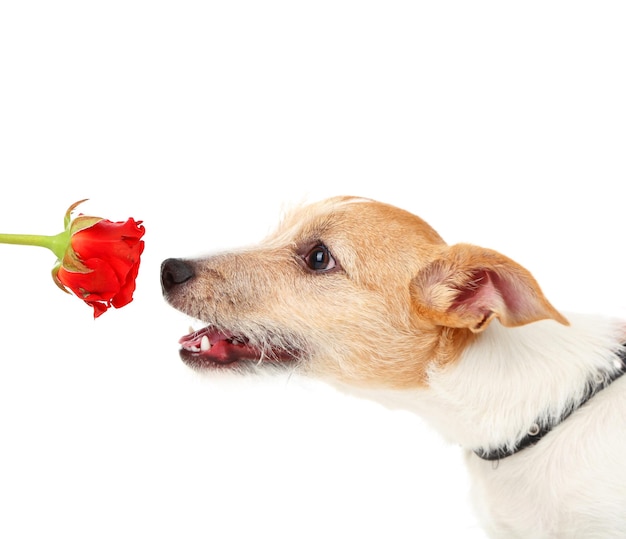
xmin=71 ymin=219 xmax=145 ymax=277
xmin=89 ymin=301 xmax=109 ymax=318
xmin=56 ymin=259 xmax=120 ymax=318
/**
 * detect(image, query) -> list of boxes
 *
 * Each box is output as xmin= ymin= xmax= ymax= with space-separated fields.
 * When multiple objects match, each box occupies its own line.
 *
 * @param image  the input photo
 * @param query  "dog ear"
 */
xmin=410 ymin=243 xmax=569 ymax=333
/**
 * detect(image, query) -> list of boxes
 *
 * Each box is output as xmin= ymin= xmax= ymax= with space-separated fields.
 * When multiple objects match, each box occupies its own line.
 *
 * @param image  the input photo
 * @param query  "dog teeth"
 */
xmin=200 ymin=335 xmax=211 ymax=352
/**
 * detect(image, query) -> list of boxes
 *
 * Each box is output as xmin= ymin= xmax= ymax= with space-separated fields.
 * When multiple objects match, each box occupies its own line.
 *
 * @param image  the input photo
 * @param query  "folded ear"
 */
xmin=410 ymin=244 xmax=569 ymax=333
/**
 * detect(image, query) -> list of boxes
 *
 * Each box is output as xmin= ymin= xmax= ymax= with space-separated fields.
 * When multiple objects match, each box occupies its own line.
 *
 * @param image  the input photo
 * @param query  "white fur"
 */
xmin=350 ymin=313 xmax=626 ymax=538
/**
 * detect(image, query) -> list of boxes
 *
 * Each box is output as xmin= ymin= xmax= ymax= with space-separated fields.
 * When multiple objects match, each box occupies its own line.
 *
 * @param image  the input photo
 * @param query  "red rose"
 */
xmin=53 ymin=210 xmax=146 ymax=318
xmin=1 ymin=199 xmax=145 ymax=318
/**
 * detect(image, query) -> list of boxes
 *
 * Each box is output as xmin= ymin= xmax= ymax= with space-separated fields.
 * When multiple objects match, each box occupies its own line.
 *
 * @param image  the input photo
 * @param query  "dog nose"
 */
xmin=161 ymin=258 xmax=195 ymax=292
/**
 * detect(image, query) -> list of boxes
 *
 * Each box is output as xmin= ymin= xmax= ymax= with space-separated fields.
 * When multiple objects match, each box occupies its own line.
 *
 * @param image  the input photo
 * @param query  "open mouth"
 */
xmin=178 ymin=325 xmax=298 ymax=369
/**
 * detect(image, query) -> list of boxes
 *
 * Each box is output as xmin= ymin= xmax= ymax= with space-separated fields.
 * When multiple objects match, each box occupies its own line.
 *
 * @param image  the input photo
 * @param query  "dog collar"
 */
xmin=474 ymin=345 xmax=626 ymax=461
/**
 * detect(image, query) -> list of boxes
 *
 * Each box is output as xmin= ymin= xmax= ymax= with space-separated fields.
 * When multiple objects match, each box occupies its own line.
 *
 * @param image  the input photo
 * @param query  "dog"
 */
xmin=161 ymin=196 xmax=626 ymax=538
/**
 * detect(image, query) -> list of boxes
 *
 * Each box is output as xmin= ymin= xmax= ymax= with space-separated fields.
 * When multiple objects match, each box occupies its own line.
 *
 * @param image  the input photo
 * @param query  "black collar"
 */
xmin=474 ymin=345 xmax=626 ymax=461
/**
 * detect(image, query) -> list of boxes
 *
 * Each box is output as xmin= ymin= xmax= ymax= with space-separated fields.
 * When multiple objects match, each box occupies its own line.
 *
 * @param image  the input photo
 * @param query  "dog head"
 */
xmin=161 ymin=196 xmax=567 ymax=389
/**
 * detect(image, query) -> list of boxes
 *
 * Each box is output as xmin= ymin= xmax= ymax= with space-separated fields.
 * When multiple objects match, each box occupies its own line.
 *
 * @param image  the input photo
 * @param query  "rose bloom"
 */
xmin=53 ymin=211 xmax=145 ymax=318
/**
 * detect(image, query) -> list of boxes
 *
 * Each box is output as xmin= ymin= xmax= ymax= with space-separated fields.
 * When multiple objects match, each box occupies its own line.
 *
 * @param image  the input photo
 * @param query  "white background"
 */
xmin=1 ymin=2 xmax=625 ymax=538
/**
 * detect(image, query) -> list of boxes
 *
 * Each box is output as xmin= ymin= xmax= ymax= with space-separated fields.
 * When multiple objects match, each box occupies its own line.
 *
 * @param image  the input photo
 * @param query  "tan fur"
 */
xmin=163 ymin=196 xmax=566 ymax=389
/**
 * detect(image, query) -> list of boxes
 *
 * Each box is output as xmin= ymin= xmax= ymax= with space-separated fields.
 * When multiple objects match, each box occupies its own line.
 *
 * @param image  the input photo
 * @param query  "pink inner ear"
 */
xmin=452 ymin=270 xmax=502 ymax=317
xmin=415 ymin=244 xmax=569 ymax=330
xmin=451 ymin=269 xmax=549 ymax=327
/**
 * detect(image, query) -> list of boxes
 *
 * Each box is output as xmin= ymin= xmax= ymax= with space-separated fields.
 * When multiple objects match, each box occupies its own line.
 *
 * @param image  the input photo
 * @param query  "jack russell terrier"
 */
xmin=161 ymin=196 xmax=626 ymax=538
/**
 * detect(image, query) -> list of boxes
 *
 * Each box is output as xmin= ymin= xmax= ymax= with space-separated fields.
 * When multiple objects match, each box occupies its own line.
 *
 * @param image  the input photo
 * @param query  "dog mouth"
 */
xmin=178 ymin=325 xmax=299 ymax=369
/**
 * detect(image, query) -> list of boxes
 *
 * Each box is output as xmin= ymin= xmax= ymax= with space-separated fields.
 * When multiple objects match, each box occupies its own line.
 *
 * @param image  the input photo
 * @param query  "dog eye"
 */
xmin=304 ymin=244 xmax=337 ymax=272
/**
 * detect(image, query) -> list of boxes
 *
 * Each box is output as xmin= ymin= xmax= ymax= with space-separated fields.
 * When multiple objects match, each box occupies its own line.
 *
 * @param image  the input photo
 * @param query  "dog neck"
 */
xmin=474 ymin=344 xmax=626 ymax=460
xmin=360 ymin=314 xmax=626 ymax=457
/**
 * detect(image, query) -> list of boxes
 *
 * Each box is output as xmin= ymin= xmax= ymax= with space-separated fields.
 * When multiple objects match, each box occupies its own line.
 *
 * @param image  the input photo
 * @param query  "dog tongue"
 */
xmin=179 ymin=327 xmax=260 ymax=364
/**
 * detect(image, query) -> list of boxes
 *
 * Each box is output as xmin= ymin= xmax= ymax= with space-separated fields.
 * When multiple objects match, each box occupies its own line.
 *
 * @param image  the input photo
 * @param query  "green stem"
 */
xmin=0 ymin=230 xmax=70 ymax=260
